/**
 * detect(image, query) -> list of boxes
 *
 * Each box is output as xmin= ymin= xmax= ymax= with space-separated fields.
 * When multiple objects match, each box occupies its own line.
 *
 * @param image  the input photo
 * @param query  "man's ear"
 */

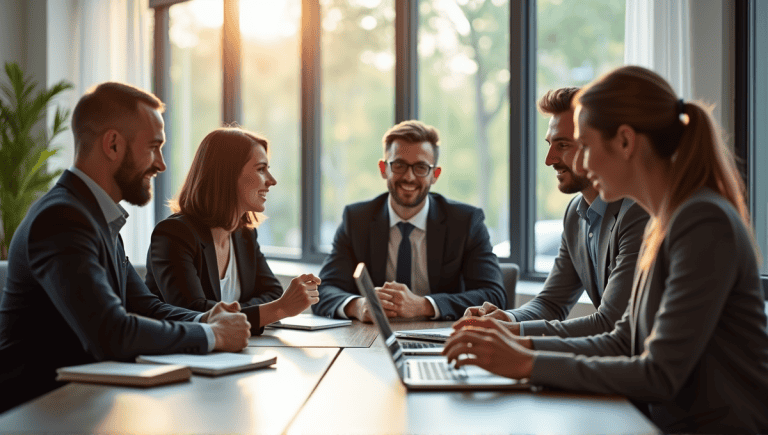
xmin=101 ymin=129 xmax=124 ymax=162
xmin=378 ymin=159 xmax=388 ymax=179
xmin=432 ymin=167 xmax=441 ymax=181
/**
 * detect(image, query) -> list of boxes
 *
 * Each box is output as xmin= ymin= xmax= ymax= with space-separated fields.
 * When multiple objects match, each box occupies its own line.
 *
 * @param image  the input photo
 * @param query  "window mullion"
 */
xmin=509 ymin=0 xmax=536 ymax=277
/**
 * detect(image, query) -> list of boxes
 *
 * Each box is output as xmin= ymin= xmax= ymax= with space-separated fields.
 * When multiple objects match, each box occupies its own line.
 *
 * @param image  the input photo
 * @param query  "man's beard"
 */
xmin=115 ymin=149 xmax=155 ymax=206
xmin=388 ymin=179 xmax=430 ymax=208
xmin=554 ymin=164 xmax=590 ymax=194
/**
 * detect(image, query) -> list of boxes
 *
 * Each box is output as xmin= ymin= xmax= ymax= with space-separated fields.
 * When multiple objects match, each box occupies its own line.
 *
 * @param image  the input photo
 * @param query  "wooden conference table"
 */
xmin=0 ymin=320 xmax=659 ymax=434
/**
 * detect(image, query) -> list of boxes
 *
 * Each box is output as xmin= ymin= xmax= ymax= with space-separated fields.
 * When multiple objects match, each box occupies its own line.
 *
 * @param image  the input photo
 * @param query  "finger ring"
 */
xmin=467 ymin=342 xmax=473 ymax=349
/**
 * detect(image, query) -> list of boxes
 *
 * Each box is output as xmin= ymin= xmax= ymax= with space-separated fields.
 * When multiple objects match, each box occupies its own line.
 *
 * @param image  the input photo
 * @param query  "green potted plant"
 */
xmin=0 ymin=62 xmax=73 ymax=259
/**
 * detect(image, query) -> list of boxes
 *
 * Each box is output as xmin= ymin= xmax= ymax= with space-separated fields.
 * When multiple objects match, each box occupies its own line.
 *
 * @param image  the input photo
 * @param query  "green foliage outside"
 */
xmin=0 ymin=62 xmax=72 ymax=259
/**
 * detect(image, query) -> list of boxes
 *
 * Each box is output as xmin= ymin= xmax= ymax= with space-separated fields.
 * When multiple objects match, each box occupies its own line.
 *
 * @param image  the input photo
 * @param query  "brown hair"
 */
xmin=72 ymin=82 xmax=164 ymax=157
xmin=575 ymin=65 xmax=755 ymax=270
xmin=169 ymin=128 xmax=269 ymax=231
xmin=382 ymin=120 xmax=440 ymax=164
xmin=538 ymin=87 xmax=580 ymax=116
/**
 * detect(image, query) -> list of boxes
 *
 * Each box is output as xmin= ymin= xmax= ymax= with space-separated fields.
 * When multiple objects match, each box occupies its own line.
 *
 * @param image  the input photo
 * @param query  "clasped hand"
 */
xmin=376 ymin=282 xmax=434 ymax=319
xmin=442 ymin=316 xmax=535 ymax=380
xmin=205 ymin=301 xmax=250 ymax=352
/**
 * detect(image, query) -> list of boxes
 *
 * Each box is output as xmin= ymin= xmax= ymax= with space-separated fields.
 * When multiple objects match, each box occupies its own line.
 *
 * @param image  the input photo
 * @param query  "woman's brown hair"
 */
xmin=169 ymin=127 xmax=269 ymax=231
xmin=575 ymin=65 xmax=756 ymax=270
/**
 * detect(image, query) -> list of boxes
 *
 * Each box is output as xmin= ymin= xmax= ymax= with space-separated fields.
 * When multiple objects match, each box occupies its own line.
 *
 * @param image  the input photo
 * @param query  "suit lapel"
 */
xmin=426 ymin=197 xmax=446 ymax=293
xmin=198 ymin=226 xmax=222 ymax=301
xmin=233 ymin=229 xmax=255 ymax=300
xmin=596 ymin=200 xmax=621 ymax=293
xmin=575 ymin=215 xmax=598 ymax=302
xmin=369 ymin=201 xmax=389 ymax=285
xmin=58 ymin=171 xmax=124 ymax=303
xmin=629 ymin=246 xmax=650 ymax=354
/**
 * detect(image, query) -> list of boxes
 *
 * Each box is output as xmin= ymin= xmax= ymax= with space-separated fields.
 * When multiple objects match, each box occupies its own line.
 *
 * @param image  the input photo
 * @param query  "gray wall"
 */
xmin=0 ymin=1 xmax=27 ymax=70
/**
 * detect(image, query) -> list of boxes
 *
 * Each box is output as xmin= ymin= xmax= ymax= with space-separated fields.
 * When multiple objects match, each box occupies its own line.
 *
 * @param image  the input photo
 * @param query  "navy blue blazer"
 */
xmin=313 ymin=192 xmax=505 ymax=320
xmin=145 ymin=213 xmax=283 ymax=333
xmin=0 ymin=170 xmax=208 ymax=413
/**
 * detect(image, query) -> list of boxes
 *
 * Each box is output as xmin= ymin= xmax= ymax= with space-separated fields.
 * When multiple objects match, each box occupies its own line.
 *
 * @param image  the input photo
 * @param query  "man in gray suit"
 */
xmin=465 ymin=87 xmax=648 ymax=337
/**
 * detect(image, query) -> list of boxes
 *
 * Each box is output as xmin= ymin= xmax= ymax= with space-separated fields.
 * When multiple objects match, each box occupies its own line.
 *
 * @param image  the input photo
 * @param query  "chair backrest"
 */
xmin=499 ymin=263 xmax=519 ymax=310
xmin=0 ymin=260 xmax=7 ymax=302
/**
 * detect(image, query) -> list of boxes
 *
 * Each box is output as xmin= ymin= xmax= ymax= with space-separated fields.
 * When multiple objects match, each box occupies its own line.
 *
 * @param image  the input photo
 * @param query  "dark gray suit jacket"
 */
xmin=145 ymin=213 xmax=283 ymax=333
xmin=530 ymin=189 xmax=768 ymax=433
xmin=509 ymin=195 xmax=648 ymax=337
xmin=0 ymin=171 xmax=208 ymax=413
xmin=313 ymin=193 xmax=505 ymax=321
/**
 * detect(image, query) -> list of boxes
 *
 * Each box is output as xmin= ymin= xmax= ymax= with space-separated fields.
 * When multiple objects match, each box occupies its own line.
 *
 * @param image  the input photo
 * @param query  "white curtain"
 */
xmin=624 ymin=0 xmax=693 ymax=99
xmin=61 ymin=0 xmax=155 ymax=264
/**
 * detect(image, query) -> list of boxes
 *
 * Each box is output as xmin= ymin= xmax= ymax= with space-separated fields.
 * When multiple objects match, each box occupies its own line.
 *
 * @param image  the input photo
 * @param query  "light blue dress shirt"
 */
xmin=576 ymin=195 xmax=608 ymax=294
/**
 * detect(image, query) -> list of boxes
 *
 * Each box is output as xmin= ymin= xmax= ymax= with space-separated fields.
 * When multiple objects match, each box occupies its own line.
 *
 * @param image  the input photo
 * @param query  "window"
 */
xmin=534 ymin=0 xmax=625 ymax=272
xmin=167 ymin=0 xmax=223 ymax=196
xmin=240 ymin=0 xmax=302 ymax=255
xmin=418 ymin=0 xmax=510 ymax=257
xmin=152 ymin=0 xmax=702 ymax=282
xmin=319 ymin=0 xmax=395 ymax=250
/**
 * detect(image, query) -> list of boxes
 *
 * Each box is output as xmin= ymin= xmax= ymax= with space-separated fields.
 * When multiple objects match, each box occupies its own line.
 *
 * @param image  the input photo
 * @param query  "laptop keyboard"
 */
xmin=401 ymin=341 xmax=442 ymax=349
xmin=417 ymin=360 xmax=468 ymax=381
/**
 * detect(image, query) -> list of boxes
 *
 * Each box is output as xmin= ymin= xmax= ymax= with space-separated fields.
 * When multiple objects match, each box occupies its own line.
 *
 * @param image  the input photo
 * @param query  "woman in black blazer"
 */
xmin=145 ymin=128 xmax=320 ymax=333
xmin=444 ymin=66 xmax=768 ymax=433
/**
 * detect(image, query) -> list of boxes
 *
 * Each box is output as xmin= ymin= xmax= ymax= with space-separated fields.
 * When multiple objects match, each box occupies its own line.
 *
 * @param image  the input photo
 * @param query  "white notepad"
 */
xmin=56 ymin=361 xmax=191 ymax=387
xmin=268 ymin=314 xmax=352 ymax=331
xmin=137 ymin=352 xmax=277 ymax=376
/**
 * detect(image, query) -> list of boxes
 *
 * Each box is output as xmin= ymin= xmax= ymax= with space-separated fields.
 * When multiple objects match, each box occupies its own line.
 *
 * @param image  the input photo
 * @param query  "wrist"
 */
xmin=344 ymin=298 xmax=360 ymax=319
xmin=509 ymin=322 xmax=521 ymax=335
xmin=420 ymin=296 xmax=435 ymax=317
xmin=258 ymin=301 xmax=284 ymax=327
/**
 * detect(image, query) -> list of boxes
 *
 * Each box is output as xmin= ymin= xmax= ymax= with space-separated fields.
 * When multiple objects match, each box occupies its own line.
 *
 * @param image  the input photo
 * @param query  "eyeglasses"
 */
xmin=387 ymin=160 xmax=435 ymax=177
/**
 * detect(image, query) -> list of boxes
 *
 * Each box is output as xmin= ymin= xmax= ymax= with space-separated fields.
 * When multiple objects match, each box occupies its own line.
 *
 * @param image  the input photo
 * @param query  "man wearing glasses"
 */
xmin=313 ymin=120 xmax=505 ymax=322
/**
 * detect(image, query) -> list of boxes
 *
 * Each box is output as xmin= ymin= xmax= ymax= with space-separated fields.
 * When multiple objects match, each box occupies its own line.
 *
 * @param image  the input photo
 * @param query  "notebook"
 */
xmin=354 ymin=262 xmax=531 ymax=390
xmin=268 ymin=314 xmax=352 ymax=331
xmin=137 ymin=352 xmax=277 ymax=376
xmin=56 ymin=361 xmax=191 ymax=387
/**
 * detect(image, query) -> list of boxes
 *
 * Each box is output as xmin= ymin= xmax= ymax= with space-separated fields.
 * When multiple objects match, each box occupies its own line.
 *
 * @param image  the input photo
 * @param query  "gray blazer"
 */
xmin=509 ymin=195 xmax=648 ymax=337
xmin=530 ymin=189 xmax=768 ymax=433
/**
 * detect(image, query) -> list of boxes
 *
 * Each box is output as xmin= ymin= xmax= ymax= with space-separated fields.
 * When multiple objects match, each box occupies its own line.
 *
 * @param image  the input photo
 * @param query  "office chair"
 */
xmin=500 ymin=263 xmax=519 ymax=310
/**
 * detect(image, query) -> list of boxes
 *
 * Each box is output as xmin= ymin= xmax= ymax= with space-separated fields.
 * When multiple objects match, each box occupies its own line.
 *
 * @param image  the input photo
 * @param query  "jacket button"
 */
xmin=446 ymin=315 xmax=455 ymax=321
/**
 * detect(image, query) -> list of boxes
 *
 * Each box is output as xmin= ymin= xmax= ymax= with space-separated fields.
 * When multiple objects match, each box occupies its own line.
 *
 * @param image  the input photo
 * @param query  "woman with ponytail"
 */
xmin=443 ymin=66 xmax=768 ymax=433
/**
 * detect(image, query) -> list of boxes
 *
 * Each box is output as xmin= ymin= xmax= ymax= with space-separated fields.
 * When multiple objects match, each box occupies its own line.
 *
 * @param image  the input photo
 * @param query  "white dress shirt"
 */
xmin=219 ymin=235 xmax=242 ymax=303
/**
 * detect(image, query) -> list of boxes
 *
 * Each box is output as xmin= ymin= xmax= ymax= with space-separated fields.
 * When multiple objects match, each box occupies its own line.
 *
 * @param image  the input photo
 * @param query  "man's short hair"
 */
xmin=382 ymin=120 xmax=440 ymax=164
xmin=537 ymin=87 xmax=580 ymax=116
xmin=71 ymin=82 xmax=165 ymax=157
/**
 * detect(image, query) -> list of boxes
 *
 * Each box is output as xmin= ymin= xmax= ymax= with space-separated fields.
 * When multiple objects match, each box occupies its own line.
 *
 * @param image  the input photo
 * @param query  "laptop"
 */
xmin=353 ymin=262 xmax=532 ymax=390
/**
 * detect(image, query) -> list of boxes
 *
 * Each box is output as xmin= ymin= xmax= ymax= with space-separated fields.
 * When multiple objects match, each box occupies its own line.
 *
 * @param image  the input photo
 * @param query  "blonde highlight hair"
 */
xmin=575 ymin=66 xmax=756 ymax=271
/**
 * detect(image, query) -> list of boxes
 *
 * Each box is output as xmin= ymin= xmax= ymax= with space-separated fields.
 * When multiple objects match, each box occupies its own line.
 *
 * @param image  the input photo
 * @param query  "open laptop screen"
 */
xmin=353 ymin=262 xmax=406 ymax=370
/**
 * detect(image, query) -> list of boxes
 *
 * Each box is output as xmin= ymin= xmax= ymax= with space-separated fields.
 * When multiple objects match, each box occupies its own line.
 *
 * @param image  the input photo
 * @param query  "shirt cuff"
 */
xmin=424 ymin=296 xmax=441 ymax=320
xmin=196 ymin=313 xmax=216 ymax=352
xmin=336 ymin=296 xmax=361 ymax=319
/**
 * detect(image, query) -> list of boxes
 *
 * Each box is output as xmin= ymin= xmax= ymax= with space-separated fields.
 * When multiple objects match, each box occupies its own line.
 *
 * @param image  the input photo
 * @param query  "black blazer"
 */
xmin=313 ymin=192 xmax=505 ymax=320
xmin=145 ymin=213 xmax=283 ymax=333
xmin=0 ymin=171 xmax=208 ymax=413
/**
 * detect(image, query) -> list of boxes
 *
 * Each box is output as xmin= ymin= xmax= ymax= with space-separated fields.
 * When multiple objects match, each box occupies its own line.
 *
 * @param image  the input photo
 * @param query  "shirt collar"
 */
xmin=69 ymin=166 xmax=129 ymax=229
xmin=576 ymin=195 xmax=608 ymax=221
xmin=387 ymin=194 xmax=430 ymax=231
